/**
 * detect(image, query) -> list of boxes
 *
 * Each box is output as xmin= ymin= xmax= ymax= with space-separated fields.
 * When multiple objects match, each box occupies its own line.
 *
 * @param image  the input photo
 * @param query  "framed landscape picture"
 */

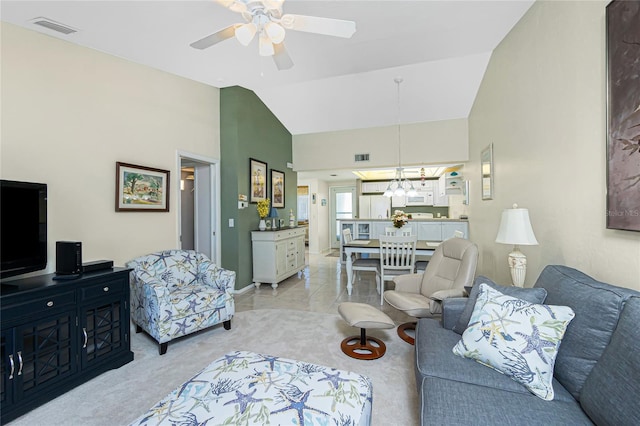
xmin=271 ymin=169 xmax=285 ymax=208
xmin=606 ymin=0 xmax=640 ymax=231
xmin=116 ymin=162 xmax=170 ymax=212
xmin=250 ymin=158 xmax=267 ymax=203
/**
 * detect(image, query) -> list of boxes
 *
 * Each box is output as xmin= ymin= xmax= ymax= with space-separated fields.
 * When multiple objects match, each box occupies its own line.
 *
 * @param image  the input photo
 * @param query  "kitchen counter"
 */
xmin=355 ymin=218 xmax=468 ymax=222
xmin=339 ymin=219 xmax=470 ymax=253
xmin=256 ymin=226 xmax=303 ymax=232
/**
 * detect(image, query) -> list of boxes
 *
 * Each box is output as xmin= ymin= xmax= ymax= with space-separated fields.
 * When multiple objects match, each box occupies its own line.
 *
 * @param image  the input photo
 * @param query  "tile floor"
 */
xmin=234 ymin=250 xmax=415 ymax=325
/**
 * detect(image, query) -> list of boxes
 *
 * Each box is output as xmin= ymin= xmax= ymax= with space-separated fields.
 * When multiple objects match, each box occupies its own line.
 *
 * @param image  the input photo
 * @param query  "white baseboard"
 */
xmin=234 ymin=284 xmax=255 ymax=295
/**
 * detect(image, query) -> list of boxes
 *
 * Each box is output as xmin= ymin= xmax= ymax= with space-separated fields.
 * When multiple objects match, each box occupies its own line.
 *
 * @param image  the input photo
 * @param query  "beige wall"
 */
xmin=293 ymin=118 xmax=469 ymax=171
xmin=1 ymin=23 xmax=220 ymax=272
xmin=468 ymin=1 xmax=639 ymax=290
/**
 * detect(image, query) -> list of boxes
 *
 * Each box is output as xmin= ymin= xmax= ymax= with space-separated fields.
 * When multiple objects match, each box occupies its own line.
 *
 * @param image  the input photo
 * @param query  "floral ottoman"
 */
xmin=130 ymin=350 xmax=372 ymax=425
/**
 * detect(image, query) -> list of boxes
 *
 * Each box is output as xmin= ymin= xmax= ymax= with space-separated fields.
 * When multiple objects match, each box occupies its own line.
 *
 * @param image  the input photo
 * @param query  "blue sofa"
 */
xmin=415 ymin=265 xmax=640 ymax=425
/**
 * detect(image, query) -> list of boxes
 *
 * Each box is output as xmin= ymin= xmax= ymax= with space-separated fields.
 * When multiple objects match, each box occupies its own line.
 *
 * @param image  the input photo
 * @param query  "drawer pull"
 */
xmin=103 ymin=286 xmax=110 ymax=292
xmin=17 ymin=351 xmax=23 ymax=376
xmin=46 ymin=301 xmax=54 ymax=307
xmin=83 ymin=328 xmax=88 ymax=348
xmin=8 ymin=354 xmax=15 ymax=379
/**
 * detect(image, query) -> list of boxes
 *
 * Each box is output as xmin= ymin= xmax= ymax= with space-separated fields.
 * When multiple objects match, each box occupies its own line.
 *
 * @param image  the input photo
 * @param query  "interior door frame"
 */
xmin=176 ymin=151 xmax=221 ymax=265
xmin=329 ymin=185 xmax=356 ymax=249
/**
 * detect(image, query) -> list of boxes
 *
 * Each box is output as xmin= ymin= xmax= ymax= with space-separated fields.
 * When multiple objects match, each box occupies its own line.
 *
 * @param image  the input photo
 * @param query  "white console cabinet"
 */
xmin=251 ymin=228 xmax=306 ymax=289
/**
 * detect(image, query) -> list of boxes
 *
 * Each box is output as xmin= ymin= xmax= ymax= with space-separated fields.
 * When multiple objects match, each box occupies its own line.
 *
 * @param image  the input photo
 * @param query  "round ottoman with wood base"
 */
xmin=338 ymin=302 xmax=395 ymax=360
xmin=397 ymin=321 xmax=417 ymax=345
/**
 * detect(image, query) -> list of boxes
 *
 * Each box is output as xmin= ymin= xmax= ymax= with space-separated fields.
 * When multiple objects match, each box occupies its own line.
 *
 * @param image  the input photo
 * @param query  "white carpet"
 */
xmin=8 ymin=309 xmax=419 ymax=426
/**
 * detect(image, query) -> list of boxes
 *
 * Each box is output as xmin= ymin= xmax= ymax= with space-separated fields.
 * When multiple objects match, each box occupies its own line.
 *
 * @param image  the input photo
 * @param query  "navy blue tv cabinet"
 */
xmin=0 ymin=268 xmax=134 ymax=424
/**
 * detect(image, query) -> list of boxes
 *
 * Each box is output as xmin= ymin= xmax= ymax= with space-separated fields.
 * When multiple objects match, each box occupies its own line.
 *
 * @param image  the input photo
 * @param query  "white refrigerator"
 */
xmin=359 ymin=195 xmax=391 ymax=219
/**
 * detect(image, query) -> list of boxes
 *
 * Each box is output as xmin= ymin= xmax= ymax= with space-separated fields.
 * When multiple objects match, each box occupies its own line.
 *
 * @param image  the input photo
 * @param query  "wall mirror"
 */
xmin=481 ymin=144 xmax=494 ymax=200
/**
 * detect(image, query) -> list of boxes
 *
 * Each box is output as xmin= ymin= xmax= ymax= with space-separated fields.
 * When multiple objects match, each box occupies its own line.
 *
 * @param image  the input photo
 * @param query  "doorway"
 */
xmin=329 ymin=186 xmax=356 ymax=249
xmin=177 ymin=152 xmax=220 ymax=265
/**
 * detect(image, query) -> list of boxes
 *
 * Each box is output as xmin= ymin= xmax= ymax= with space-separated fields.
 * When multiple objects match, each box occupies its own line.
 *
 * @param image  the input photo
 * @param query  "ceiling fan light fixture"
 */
xmin=259 ymin=32 xmax=275 ymax=56
xmin=235 ymin=22 xmax=257 ymax=46
xmin=229 ymin=1 xmax=247 ymax=14
xmin=263 ymin=0 xmax=284 ymax=13
xmin=265 ymin=21 xmax=285 ymax=44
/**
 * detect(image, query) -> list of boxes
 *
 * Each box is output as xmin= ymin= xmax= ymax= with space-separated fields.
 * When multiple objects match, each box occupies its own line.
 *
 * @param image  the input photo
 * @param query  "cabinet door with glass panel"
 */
xmin=356 ymin=222 xmax=371 ymax=240
xmin=339 ymin=221 xmax=355 ymax=263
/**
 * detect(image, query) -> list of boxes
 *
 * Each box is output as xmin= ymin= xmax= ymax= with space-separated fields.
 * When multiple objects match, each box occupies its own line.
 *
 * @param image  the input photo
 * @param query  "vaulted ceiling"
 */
xmin=1 ymin=0 xmax=533 ymax=135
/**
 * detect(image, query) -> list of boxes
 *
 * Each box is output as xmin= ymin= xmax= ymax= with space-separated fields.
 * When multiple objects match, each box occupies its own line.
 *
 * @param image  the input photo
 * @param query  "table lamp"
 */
xmin=268 ymin=207 xmax=278 ymax=229
xmin=495 ymin=204 xmax=538 ymax=286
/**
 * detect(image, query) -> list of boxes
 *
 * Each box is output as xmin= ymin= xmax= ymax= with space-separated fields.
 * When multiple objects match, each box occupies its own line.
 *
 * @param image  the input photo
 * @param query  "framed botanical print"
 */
xmin=250 ymin=158 xmax=267 ymax=203
xmin=271 ymin=169 xmax=285 ymax=208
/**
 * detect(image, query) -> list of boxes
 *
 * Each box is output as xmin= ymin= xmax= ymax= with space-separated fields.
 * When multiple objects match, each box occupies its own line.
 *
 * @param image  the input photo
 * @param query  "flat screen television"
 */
xmin=1 ymin=180 xmax=48 ymax=279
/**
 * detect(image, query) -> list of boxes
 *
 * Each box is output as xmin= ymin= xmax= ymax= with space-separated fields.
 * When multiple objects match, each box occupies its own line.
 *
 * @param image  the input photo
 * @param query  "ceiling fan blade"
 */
xmin=190 ymin=25 xmax=239 ymax=50
xmin=214 ymin=0 xmax=236 ymax=9
xmin=273 ymin=43 xmax=294 ymax=70
xmin=280 ymin=14 xmax=356 ymax=38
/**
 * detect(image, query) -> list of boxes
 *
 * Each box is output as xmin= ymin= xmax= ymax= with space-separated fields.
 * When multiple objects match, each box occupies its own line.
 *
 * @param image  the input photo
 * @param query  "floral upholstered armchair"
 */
xmin=126 ymin=250 xmax=235 ymax=355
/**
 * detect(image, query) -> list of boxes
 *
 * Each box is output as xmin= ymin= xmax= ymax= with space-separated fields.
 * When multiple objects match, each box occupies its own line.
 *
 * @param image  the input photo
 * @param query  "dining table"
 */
xmin=343 ymin=239 xmax=441 ymax=295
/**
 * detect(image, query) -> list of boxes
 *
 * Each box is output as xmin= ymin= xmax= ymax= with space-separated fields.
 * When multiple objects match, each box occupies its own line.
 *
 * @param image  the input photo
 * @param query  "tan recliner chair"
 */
xmin=383 ymin=237 xmax=478 ymax=344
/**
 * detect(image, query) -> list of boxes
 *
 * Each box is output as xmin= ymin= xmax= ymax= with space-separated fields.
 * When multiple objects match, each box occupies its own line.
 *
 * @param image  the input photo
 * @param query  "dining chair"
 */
xmin=385 ymin=227 xmax=412 ymax=236
xmin=342 ymin=229 xmax=378 ymax=284
xmin=376 ymin=235 xmax=418 ymax=305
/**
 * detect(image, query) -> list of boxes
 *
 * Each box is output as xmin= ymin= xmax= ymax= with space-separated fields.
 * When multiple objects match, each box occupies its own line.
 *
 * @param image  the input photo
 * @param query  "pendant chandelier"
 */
xmin=383 ymin=77 xmax=417 ymax=198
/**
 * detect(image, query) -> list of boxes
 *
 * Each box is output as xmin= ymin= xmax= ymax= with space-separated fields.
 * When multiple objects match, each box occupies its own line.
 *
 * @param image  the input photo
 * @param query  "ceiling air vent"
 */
xmin=30 ymin=17 xmax=78 ymax=35
xmin=354 ymin=153 xmax=370 ymax=162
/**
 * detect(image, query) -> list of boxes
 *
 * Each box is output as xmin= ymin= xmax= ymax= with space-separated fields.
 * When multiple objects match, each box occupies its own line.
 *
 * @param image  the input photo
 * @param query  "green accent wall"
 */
xmin=220 ymin=86 xmax=295 ymax=290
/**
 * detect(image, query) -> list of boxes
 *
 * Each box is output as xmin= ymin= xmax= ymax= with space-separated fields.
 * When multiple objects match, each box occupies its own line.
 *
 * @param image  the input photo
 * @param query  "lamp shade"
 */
xmin=259 ymin=32 xmax=275 ymax=56
xmin=495 ymin=205 xmax=538 ymax=245
xmin=235 ymin=23 xmax=257 ymax=46
xmin=265 ymin=22 xmax=286 ymax=44
xmin=269 ymin=207 xmax=278 ymax=218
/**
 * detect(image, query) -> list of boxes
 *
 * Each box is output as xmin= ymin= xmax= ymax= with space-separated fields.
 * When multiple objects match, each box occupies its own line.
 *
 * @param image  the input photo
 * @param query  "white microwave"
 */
xmin=406 ymin=191 xmax=434 ymax=206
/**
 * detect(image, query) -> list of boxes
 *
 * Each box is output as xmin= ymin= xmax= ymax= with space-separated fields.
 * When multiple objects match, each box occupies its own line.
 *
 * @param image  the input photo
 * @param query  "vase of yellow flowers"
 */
xmin=257 ymin=198 xmax=270 ymax=231
xmin=392 ymin=210 xmax=409 ymax=229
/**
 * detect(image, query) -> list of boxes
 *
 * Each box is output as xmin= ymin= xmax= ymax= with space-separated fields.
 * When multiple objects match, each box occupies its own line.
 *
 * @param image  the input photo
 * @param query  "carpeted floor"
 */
xmin=8 ymin=309 xmax=418 ymax=426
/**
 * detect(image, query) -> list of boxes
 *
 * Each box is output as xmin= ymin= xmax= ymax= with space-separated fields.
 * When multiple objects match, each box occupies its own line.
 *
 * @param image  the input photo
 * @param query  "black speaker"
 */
xmin=56 ymin=241 xmax=82 ymax=275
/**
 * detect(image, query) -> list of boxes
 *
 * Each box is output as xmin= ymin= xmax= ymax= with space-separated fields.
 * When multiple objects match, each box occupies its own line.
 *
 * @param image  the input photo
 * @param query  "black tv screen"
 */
xmin=1 ymin=180 xmax=47 ymax=278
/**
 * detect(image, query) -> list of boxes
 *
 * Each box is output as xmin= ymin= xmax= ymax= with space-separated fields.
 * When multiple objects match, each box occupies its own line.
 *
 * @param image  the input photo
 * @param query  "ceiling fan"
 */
xmin=189 ymin=0 xmax=356 ymax=70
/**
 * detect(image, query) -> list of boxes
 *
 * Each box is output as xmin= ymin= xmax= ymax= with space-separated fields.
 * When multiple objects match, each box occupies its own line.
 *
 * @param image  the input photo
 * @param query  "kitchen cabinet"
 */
xmin=340 ymin=220 xmax=371 ymax=241
xmin=442 ymin=222 xmax=468 ymax=239
xmin=356 ymin=222 xmax=372 ymax=239
xmin=361 ymin=182 xmax=387 ymax=193
xmin=417 ymin=221 xmax=469 ymax=241
xmin=439 ymin=171 xmax=464 ymax=195
xmin=434 ymin=179 xmax=448 ymax=206
xmin=339 ymin=219 xmax=468 ymax=264
xmin=251 ymin=228 xmax=306 ymax=289
xmin=372 ymin=221 xmax=393 ymax=239
xmin=0 ymin=269 xmax=133 ymax=424
xmin=416 ymin=222 xmax=444 ymax=241
xmin=339 ymin=221 xmax=372 ymax=263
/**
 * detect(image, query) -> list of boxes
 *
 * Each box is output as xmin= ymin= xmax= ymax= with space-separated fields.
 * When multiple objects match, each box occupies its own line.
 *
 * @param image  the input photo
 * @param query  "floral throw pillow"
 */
xmin=452 ymin=283 xmax=575 ymax=400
